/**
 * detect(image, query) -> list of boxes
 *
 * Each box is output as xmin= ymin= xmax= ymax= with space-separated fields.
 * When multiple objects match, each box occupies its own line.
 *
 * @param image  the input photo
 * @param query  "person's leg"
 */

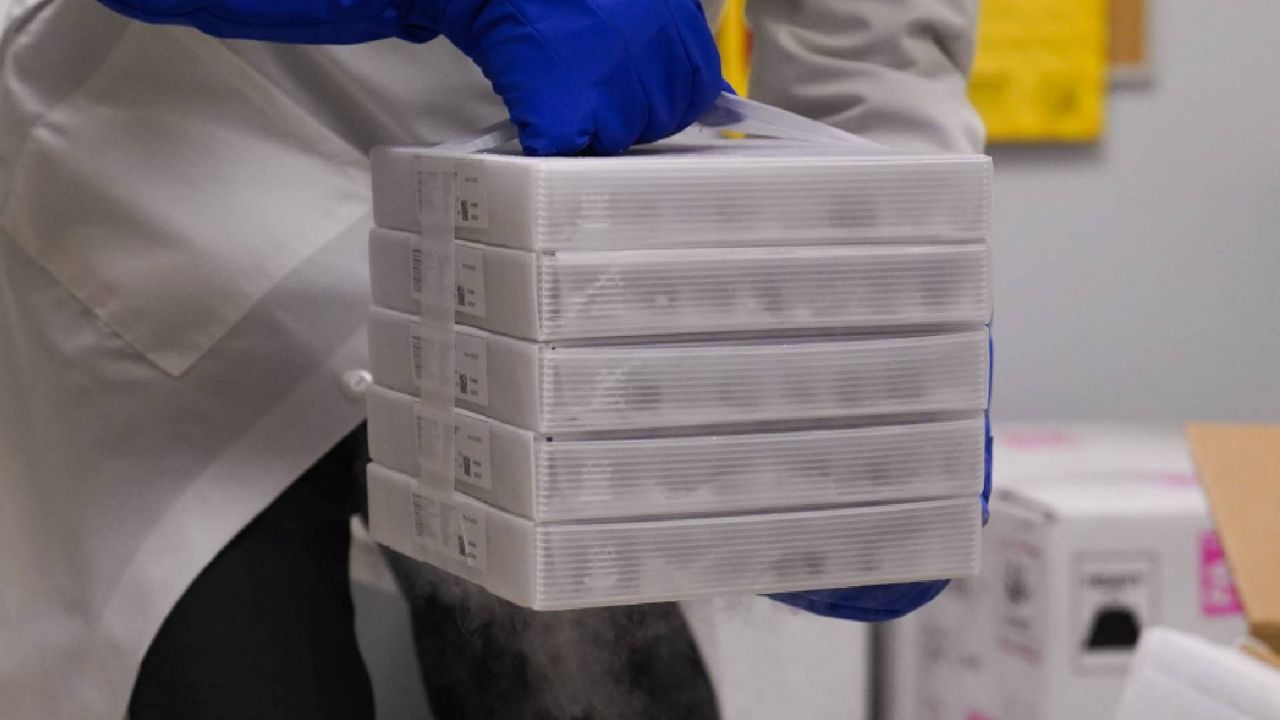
xmin=129 ymin=429 xmax=375 ymax=720
xmin=387 ymin=557 xmax=721 ymax=720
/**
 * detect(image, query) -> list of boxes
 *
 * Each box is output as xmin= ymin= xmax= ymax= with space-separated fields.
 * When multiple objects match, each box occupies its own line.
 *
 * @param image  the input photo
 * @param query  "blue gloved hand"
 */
xmin=770 ymin=414 xmax=993 ymax=622
xmin=96 ymin=0 xmax=725 ymax=156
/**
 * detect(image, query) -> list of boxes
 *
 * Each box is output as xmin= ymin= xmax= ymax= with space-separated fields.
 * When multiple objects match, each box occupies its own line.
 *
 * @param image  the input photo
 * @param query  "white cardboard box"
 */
xmin=880 ymin=425 xmax=1247 ymax=720
xmin=1114 ymin=628 xmax=1280 ymax=720
xmin=369 ymin=227 xmax=991 ymax=341
xmin=683 ymin=596 xmax=871 ymax=720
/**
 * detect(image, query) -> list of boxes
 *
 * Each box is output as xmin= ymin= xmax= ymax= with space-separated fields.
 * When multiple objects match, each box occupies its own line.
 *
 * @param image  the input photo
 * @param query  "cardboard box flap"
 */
xmin=1185 ymin=424 xmax=1280 ymax=659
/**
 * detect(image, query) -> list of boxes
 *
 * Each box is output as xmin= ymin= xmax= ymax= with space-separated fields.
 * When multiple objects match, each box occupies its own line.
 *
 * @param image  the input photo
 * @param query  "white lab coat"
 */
xmin=0 ymin=1 xmax=979 ymax=718
xmin=0 ymin=3 xmax=503 ymax=718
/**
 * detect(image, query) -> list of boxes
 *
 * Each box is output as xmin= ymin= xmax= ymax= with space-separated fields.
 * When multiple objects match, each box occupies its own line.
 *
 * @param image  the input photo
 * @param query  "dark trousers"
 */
xmin=130 ymin=428 xmax=718 ymax=720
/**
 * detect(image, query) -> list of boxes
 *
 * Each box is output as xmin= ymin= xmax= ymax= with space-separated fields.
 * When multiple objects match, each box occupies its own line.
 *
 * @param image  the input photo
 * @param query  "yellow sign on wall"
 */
xmin=713 ymin=0 xmax=1108 ymax=143
xmin=970 ymin=0 xmax=1110 ymax=142
xmin=715 ymin=0 xmax=751 ymax=95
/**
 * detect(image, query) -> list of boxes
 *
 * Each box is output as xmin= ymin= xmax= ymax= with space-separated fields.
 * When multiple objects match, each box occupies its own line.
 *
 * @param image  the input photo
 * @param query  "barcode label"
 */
xmin=414 ymin=408 xmax=445 ymax=468
xmin=409 ymin=324 xmax=450 ymax=391
xmin=454 ymin=332 xmax=488 ymax=406
xmin=409 ymin=327 xmax=424 ymax=386
xmin=410 ymin=492 xmax=445 ymax=549
xmin=454 ymin=244 xmax=486 ymax=317
xmin=446 ymin=505 xmax=488 ymax=569
xmin=455 ymin=163 xmax=489 ymax=229
xmin=454 ymin=415 xmax=492 ymax=489
xmin=415 ymin=165 xmax=454 ymax=225
xmin=410 ymin=246 xmax=424 ymax=299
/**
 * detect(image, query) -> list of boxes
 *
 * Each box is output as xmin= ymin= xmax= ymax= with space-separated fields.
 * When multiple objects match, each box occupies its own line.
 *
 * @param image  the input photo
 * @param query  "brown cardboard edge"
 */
xmin=1185 ymin=423 xmax=1280 ymax=656
xmin=1243 ymin=641 xmax=1280 ymax=671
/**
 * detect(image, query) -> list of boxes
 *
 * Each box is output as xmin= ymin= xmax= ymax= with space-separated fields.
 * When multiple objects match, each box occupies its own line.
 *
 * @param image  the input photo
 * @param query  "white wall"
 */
xmin=989 ymin=1 xmax=1280 ymax=422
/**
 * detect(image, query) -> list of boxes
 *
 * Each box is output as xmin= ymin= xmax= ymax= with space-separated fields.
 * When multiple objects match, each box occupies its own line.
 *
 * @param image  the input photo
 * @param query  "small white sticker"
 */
xmin=454 ymin=333 xmax=488 ymax=406
xmin=455 ymin=164 xmax=489 ymax=229
xmin=454 ymin=415 xmax=493 ymax=489
xmin=997 ymin=535 xmax=1046 ymax=667
xmin=408 ymin=324 xmax=451 ymax=392
xmin=415 ymin=165 xmax=455 ymax=225
xmin=413 ymin=406 xmax=451 ymax=473
xmin=410 ymin=492 xmax=445 ymax=550
xmin=412 ymin=236 xmax=458 ymax=317
xmin=446 ymin=505 xmax=488 ymax=569
xmin=454 ymin=245 xmax=487 ymax=317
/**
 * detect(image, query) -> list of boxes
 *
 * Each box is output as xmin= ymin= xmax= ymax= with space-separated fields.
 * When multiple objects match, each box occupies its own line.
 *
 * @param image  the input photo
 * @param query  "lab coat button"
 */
xmin=341 ymin=369 xmax=373 ymax=399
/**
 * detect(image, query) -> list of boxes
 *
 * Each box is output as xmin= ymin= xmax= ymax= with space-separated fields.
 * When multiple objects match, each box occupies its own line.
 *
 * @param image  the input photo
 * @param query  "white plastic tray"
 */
xmin=367 ymin=463 xmax=982 ymax=610
xmin=369 ymin=227 xmax=992 ymax=339
xmin=370 ymin=141 xmax=991 ymax=249
xmin=367 ymin=384 xmax=987 ymax=520
xmin=367 ymin=307 xmax=990 ymax=432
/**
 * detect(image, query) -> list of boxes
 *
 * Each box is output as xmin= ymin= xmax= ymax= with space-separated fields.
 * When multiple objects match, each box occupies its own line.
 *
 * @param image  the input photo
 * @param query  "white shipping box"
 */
xmin=880 ymin=425 xmax=1246 ymax=720
xmin=1114 ymin=628 xmax=1280 ymax=720
xmin=683 ymin=596 xmax=871 ymax=720
xmin=880 ymin=534 xmax=1000 ymax=720
xmin=1114 ymin=424 xmax=1280 ymax=720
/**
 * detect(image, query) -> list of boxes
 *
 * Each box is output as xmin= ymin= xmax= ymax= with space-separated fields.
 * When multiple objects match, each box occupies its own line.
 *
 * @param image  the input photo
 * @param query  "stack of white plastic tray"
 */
xmin=365 ymin=134 xmax=992 ymax=609
xmin=368 ymin=463 xmax=981 ymax=610
xmin=370 ymin=228 xmax=993 ymax=339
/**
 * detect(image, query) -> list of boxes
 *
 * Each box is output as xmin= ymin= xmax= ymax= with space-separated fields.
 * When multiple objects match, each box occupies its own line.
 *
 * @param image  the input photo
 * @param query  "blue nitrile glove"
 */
xmin=95 ymin=0 xmax=725 ymax=156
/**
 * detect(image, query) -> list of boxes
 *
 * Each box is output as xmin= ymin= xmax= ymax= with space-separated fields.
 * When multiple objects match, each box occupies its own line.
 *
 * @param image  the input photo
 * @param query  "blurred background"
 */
xmin=4 ymin=0 xmax=1274 ymax=717
xmin=724 ymin=0 xmax=1280 ymax=423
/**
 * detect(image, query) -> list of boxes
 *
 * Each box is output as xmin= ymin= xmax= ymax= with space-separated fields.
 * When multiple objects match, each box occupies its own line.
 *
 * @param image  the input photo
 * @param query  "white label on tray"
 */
xmin=414 ymin=406 xmax=452 ymax=477
xmin=414 ymin=161 xmax=455 ymax=225
xmin=454 ymin=332 xmax=488 ymax=406
xmin=454 ymin=415 xmax=493 ymax=490
xmin=446 ymin=505 xmax=488 ymax=570
xmin=411 ymin=241 xmax=453 ymax=305
xmin=408 ymin=324 xmax=450 ymax=390
xmin=410 ymin=492 xmax=446 ymax=550
xmin=454 ymin=244 xmax=487 ymax=317
xmin=455 ymin=164 xmax=489 ymax=229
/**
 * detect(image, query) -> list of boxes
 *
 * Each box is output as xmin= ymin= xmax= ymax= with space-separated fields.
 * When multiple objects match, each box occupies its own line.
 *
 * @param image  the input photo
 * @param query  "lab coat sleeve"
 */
xmin=745 ymin=0 xmax=985 ymax=153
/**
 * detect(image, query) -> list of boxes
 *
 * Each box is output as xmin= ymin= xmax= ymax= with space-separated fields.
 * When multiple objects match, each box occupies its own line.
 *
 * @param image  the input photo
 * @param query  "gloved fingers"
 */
xmin=562 ymin=0 xmax=653 ymax=155
xmin=664 ymin=0 xmax=728 ymax=134
xmin=598 ymin=0 xmax=693 ymax=146
xmin=565 ymin=0 xmax=724 ymax=152
xmin=982 ymin=411 xmax=993 ymax=525
xmin=566 ymin=0 xmax=721 ymax=151
xmin=445 ymin=0 xmax=723 ymax=155
xmin=455 ymin=0 xmax=596 ymax=155
xmin=98 ymin=0 xmax=402 ymax=42
xmin=467 ymin=0 xmax=649 ymax=155
xmin=768 ymin=580 xmax=952 ymax=623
